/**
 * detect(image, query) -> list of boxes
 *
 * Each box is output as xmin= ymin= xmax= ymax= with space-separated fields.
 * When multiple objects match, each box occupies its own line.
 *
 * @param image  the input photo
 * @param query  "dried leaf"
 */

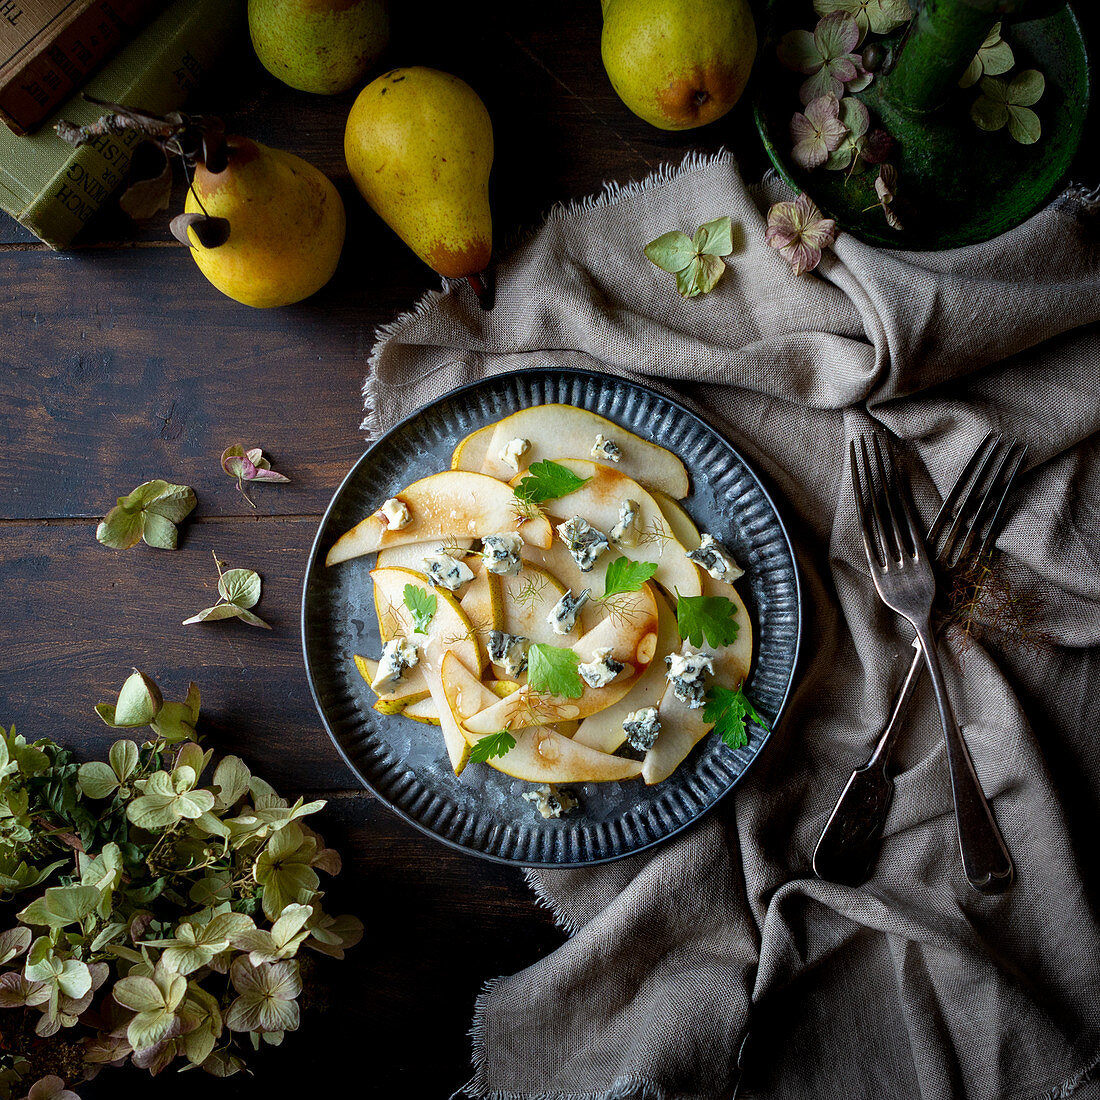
xmin=119 ymin=157 xmax=173 ymax=222
xmin=643 ymin=231 xmax=696 ymax=273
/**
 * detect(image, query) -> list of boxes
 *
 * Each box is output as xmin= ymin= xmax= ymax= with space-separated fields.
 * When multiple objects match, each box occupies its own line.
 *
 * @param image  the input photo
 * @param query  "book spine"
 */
xmin=20 ymin=0 xmax=239 ymax=248
xmin=0 ymin=0 xmax=160 ymax=135
xmin=0 ymin=1 xmax=85 ymax=69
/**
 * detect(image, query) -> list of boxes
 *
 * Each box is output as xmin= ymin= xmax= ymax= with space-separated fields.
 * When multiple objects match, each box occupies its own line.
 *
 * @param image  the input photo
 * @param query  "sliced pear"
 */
xmin=486 ymin=727 xmax=643 ymax=783
xmin=371 ymin=567 xmax=488 ymax=773
xmin=401 ymin=695 xmax=441 ymax=726
xmin=439 ymin=654 xmax=640 ymax=781
xmin=573 ymin=589 xmax=680 ymax=754
xmin=641 ymin=692 xmax=712 ymax=785
xmin=462 ymin=404 xmax=689 ymax=499
xmin=459 ymin=561 xmax=503 ymax=653
xmin=499 ymin=563 xmax=581 ymax=646
xmin=651 ymin=490 xmax=701 ymax=551
xmin=450 ymin=422 xmax=496 ymax=472
xmin=518 ymin=544 xmax=601 ymax=634
xmin=353 ymin=654 xmax=430 ymax=713
xmin=376 ymin=539 xmax=474 ymax=572
xmin=462 ymin=584 xmax=659 ymax=733
xmin=327 ymin=471 xmax=551 ymax=565
xmin=510 ymin=460 xmax=702 ymax=601
xmin=641 ymin=576 xmax=754 ymax=785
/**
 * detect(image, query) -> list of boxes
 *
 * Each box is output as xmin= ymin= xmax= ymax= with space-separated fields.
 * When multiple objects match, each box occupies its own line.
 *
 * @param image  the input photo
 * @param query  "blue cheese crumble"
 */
xmin=421 ymin=552 xmax=475 ymax=591
xmin=623 ymin=706 xmax=661 ymax=752
xmin=687 ymin=534 xmax=743 ymax=582
xmin=378 ymin=497 xmax=410 ymax=530
xmin=371 ymin=637 xmax=419 ymax=692
xmin=610 ymin=499 xmax=640 ymax=548
xmin=499 ymin=436 xmax=530 ymax=472
xmin=578 ymin=647 xmax=625 ymax=689
xmin=547 ymin=588 xmax=590 ymax=634
xmin=556 ymin=516 xmax=609 ymax=573
xmin=590 ymin=434 xmax=622 ymax=463
xmin=522 ymin=784 xmax=577 ymax=819
xmin=481 ymin=532 xmax=524 ymax=576
xmin=488 ymin=631 xmax=529 ymax=678
xmin=665 ymin=650 xmax=714 ymax=709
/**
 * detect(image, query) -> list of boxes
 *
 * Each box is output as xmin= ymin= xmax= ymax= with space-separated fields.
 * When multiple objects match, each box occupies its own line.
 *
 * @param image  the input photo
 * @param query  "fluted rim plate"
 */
xmin=302 ymin=369 xmax=801 ymax=867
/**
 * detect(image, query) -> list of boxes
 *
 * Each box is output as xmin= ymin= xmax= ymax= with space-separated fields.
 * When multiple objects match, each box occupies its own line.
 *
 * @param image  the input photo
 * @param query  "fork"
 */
xmin=848 ymin=433 xmax=1014 ymax=894
xmin=813 ymin=434 xmax=1024 ymax=887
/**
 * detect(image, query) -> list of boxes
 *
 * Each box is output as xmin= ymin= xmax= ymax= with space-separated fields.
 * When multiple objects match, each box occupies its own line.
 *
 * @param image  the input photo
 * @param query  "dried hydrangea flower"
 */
xmin=790 ymin=94 xmax=849 ymax=169
xmin=959 ymin=21 xmax=1014 ymax=88
xmin=778 ymin=14 xmax=871 ymax=105
xmin=826 ymin=96 xmax=871 ymax=171
xmin=765 ymin=193 xmax=838 ymax=275
xmin=813 ymin=0 xmax=912 ymax=42
xmin=971 ymin=70 xmax=1044 ymax=144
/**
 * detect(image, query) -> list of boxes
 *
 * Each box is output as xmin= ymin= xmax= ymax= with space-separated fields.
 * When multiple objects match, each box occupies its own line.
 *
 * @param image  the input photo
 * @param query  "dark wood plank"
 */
xmin=2 ymin=518 xmax=357 ymax=790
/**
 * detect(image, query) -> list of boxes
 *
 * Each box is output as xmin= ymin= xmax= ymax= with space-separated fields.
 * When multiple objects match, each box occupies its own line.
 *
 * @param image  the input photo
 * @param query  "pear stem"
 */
xmin=466 ymin=271 xmax=494 ymax=311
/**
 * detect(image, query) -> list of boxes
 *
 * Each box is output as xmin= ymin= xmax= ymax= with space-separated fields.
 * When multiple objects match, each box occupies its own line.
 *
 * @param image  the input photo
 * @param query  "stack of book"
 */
xmin=0 ymin=0 xmax=241 ymax=248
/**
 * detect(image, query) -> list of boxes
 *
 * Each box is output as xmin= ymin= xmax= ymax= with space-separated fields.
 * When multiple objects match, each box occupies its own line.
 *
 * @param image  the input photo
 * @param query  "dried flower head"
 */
xmin=778 ymin=14 xmax=871 ymax=105
xmin=765 ymin=193 xmax=838 ymax=276
xmin=790 ymin=94 xmax=849 ymax=170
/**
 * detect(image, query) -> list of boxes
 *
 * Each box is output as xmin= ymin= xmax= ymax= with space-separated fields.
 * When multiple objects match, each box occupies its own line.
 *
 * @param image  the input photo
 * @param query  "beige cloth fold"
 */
xmin=364 ymin=153 xmax=1100 ymax=1100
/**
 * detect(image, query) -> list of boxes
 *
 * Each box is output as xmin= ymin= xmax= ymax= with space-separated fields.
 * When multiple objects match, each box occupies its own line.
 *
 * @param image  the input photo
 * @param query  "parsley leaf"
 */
xmin=468 ymin=729 xmax=517 ymax=764
xmin=514 ymin=460 xmax=591 ymax=504
xmin=403 ymin=584 xmax=437 ymax=633
xmin=704 ymin=685 xmax=769 ymax=750
xmin=675 ymin=592 xmax=740 ymax=648
xmin=601 ymin=556 xmax=658 ymax=599
xmin=526 ymin=643 xmax=584 ymax=698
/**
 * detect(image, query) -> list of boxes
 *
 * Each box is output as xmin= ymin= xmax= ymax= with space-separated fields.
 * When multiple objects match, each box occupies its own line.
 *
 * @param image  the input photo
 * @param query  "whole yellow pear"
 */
xmin=601 ymin=0 xmax=757 ymax=130
xmin=184 ymin=137 xmax=345 ymax=308
xmin=345 ymin=67 xmax=492 ymax=289
xmin=248 ymin=0 xmax=389 ymax=95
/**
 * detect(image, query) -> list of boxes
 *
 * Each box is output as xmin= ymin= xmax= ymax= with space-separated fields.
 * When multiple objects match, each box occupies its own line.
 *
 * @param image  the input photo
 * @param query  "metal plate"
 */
xmin=302 ymin=369 xmax=801 ymax=867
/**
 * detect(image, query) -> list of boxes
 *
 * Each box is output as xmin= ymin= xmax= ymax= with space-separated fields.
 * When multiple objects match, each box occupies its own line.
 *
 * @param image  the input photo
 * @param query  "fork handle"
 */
xmin=913 ymin=623 xmax=1015 ymax=894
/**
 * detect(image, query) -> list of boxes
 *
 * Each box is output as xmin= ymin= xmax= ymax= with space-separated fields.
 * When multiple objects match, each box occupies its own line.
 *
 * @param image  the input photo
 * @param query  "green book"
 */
xmin=0 ymin=0 xmax=241 ymax=248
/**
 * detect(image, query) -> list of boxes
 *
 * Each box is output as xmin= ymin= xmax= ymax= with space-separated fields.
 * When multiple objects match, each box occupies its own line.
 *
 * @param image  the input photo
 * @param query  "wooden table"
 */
xmin=1 ymin=3 xmax=1094 ymax=1096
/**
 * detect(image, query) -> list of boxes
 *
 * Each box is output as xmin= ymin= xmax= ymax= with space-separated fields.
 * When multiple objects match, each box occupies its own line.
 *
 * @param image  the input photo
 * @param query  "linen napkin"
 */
xmin=363 ymin=153 xmax=1100 ymax=1100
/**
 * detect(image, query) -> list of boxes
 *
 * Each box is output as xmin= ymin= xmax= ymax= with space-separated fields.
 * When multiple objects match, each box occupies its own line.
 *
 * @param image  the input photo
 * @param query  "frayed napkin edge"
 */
xmin=458 ymin=972 xmax=673 ymax=1100
xmin=522 ymin=867 xmax=582 ymax=936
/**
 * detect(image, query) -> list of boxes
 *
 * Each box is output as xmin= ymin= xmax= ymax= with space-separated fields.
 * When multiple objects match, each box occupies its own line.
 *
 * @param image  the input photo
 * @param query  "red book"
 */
xmin=0 ymin=0 xmax=162 ymax=135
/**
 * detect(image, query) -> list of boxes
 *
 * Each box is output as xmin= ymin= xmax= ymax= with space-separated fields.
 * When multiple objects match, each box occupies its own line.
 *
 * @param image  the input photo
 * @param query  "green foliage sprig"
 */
xmin=0 ymin=672 xmax=362 ymax=1097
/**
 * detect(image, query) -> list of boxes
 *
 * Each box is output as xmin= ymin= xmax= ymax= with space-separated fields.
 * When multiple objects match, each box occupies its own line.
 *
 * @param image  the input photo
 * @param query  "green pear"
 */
xmin=601 ymin=0 xmax=757 ymax=130
xmin=248 ymin=0 xmax=389 ymax=95
xmin=182 ymin=136 xmax=345 ymax=308
xmin=344 ymin=67 xmax=493 ymax=299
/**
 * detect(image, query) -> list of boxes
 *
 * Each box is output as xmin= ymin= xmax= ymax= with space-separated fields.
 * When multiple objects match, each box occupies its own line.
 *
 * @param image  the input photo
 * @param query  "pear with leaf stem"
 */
xmin=344 ymin=67 xmax=494 ymax=306
xmin=179 ymin=135 xmax=346 ymax=308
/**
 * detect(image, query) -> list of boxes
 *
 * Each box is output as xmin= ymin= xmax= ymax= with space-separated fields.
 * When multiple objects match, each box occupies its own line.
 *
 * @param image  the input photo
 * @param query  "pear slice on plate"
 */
xmin=326 ymin=471 xmax=551 ymax=565
xmin=371 ymin=566 xmax=487 ymax=773
xmin=462 ymin=584 xmax=659 ymax=733
xmin=439 ymin=653 xmax=641 ymax=782
xmin=354 ymin=654 xmax=430 ymax=712
xmin=651 ymin=490 xmax=701 ymax=550
xmin=512 ymin=460 xmax=702 ymax=600
xmin=376 ymin=539 xmax=474 ymax=572
xmin=459 ymin=404 xmax=689 ymax=499
xmin=459 ymin=560 xmax=503 ymax=652
xmin=573 ymin=589 xmax=680 ymax=754
xmin=450 ymin=422 xmax=496 ymax=472
xmin=399 ymin=695 xmax=440 ymax=725
xmin=487 ymin=726 xmax=643 ymax=783
xmin=641 ymin=576 xmax=754 ymax=785
xmin=498 ymin=563 xmax=581 ymax=646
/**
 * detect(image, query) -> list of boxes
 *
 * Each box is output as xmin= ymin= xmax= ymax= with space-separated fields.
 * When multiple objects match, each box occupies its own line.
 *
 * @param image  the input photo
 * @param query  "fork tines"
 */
xmin=851 ymin=434 xmax=923 ymax=569
xmin=926 ymin=433 xmax=1027 ymax=567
